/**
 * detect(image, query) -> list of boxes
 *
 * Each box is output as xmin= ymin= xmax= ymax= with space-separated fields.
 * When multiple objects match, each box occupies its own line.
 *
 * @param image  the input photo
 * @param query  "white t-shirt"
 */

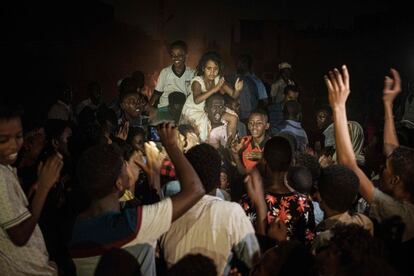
xmin=155 ymin=66 xmax=195 ymax=108
xmin=160 ymin=195 xmax=260 ymax=275
xmin=0 ymin=165 xmax=57 ymax=276
xmin=72 ymin=198 xmax=173 ymax=276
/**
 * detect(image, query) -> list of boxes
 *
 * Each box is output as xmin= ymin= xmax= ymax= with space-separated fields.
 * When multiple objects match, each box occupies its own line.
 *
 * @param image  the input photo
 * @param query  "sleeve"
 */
xmin=254 ymin=78 xmax=268 ymax=100
xmin=155 ymin=68 xmax=167 ymax=92
xmin=136 ymin=198 xmax=173 ymax=243
xmin=230 ymin=204 xmax=260 ymax=268
xmin=0 ymin=172 xmax=31 ymax=230
xmin=369 ymin=188 xmax=412 ymax=223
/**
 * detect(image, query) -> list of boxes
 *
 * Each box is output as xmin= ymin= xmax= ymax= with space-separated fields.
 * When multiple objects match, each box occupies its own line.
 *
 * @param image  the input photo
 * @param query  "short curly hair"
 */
xmin=263 ymin=136 xmax=292 ymax=172
xmin=185 ymin=143 xmax=221 ymax=193
xmin=294 ymin=152 xmax=321 ymax=186
xmin=77 ymin=144 xmax=124 ymax=200
xmin=318 ymin=165 xmax=359 ymax=212
xmin=328 ymin=223 xmax=384 ymax=268
xmin=388 ymin=146 xmax=414 ymax=200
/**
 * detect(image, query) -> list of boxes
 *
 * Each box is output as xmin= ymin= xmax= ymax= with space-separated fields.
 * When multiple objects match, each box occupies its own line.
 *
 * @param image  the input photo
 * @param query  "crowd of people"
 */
xmin=1 ymin=40 xmax=414 ymax=276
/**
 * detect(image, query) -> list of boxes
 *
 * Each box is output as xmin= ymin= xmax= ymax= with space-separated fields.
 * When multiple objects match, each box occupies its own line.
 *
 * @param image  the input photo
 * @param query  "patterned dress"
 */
xmin=240 ymin=191 xmax=315 ymax=243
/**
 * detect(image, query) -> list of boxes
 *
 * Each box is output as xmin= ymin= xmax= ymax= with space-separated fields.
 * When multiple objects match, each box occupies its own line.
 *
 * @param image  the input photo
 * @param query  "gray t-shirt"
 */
xmin=369 ymin=188 xmax=414 ymax=242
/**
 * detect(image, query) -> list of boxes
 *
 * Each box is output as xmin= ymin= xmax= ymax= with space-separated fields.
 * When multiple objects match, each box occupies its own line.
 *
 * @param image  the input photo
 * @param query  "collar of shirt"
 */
xmin=285 ymin=120 xmax=302 ymax=128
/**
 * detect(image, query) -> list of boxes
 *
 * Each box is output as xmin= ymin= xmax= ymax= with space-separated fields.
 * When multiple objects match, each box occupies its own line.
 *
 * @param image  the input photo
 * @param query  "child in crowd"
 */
xmin=0 ymin=99 xmax=63 ymax=275
xmin=180 ymin=51 xmax=243 ymax=142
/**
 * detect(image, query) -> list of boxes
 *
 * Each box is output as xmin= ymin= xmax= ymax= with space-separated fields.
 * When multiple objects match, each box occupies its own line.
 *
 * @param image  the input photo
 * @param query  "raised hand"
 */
xmin=383 ymin=68 xmax=401 ymax=104
xmin=244 ymin=168 xmax=265 ymax=206
xmin=245 ymin=151 xmax=263 ymax=161
xmin=37 ymin=153 xmax=64 ymax=192
xmin=230 ymin=136 xmax=248 ymax=155
xmin=145 ymin=141 xmax=166 ymax=173
xmin=234 ymin=77 xmax=244 ymax=92
xmin=116 ymin=121 xmax=130 ymax=140
xmin=158 ymin=122 xmax=178 ymax=148
xmin=244 ymin=168 xmax=267 ymax=234
xmin=144 ymin=141 xmax=166 ymax=193
xmin=212 ymin=77 xmax=225 ymax=93
xmin=324 ymin=65 xmax=350 ymax=108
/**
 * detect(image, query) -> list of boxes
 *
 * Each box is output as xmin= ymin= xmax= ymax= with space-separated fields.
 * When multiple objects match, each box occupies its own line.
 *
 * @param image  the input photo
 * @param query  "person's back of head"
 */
xmin=131 ymin=71 xmax=145 ymax=90
xmin=318 ymin=165 xmax=359 ymax=213
xmin=387 ymin=146 xmax=414 ymax=202
xmin=119 ymin=77 xmax=139 ymax=98
xmin=236 ymin=54 xmax=252 ymax=75
xmin=251 ymin=240 xmax=315 ymax=276
xmin=275 ymin=131 xmax=297 ymax=155
xmin=77 ymin=143 xmax=124 ymax=200
xmin=288 ymin=166 xmax=313 ymax=194
xmin=263 ymin=136 xmax=292 ymax=173
xmin=315 ymin=223 xmax=385 ymax=276
xmin=94 ymin=248 xmax=141 ymax=276
xmin=167 ymin=254 xmax=217 ymax=276
xmin=185 ymin=143 xmax=221 ymax=193
xmin=44 ymin=119 xmax=70 ymax=142
xmin=294 ymin=152 xmax=321 ymax=187
xmin=96 ymin=105 xmax=118 ymax=136
xmin=283 ymin=100 xmax=302 ymax=121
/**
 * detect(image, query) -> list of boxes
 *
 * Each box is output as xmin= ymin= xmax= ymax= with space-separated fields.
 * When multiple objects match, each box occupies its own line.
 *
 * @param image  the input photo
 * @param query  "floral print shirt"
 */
xmin=240 ymin=191 xmax=315 ymax=243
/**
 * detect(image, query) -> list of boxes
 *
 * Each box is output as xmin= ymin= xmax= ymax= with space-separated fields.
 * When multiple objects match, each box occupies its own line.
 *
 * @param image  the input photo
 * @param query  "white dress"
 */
xmin=180 ymin=76 xmax=219 ymax=141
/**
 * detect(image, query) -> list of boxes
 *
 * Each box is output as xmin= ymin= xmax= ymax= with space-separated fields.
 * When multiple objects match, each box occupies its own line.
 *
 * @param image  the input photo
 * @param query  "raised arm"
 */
xmin=192 ymin=78 xmax=224 ymax=104
xmin=158 ymin=123 xmax=205 ymax=222
xmin=382 ymin=68 xmax=401 ymax=157
xmin=324 ymin=65 xmax=375 ymax=203
xmin=7 ymin=154 xmax=63 ymax=246
xmin=244 ymin=168 xmax=267 ymax=235
xmin=222 ymin=77 xmax=243 ymax=99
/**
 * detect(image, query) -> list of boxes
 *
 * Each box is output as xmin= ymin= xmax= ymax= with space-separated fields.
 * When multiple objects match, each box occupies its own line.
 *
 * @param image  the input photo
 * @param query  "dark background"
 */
xmin=1 ymin=0 xmax=414 ymax=129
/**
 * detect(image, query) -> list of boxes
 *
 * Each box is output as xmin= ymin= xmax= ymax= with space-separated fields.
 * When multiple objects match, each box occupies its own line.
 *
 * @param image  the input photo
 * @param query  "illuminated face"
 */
xmin=206 ymin=98 xmax=225 ymax=124
xmin=316 ymin=110 xmax=330 ymax=130
xmin=58 ymin=127 xmax=72 ymax=157
xmin=285 ymin=90 xmax=299 ymax=101
xmin=248 ymin=113 xmax=269 ymax=139
xmin=170 ymin=47 xmax=186 ymax=68
xmin=0 ymin=118 xmax=23 ymax=165
xmin=23 ymin=128 xmax=46 ymax=160
xmin=121 ymin=93 xmax=146 ymax=118
xmin=219 ymin=171 xmax=229 ymax=190
xmin=203 ymin=60 xmax=219 ymax=81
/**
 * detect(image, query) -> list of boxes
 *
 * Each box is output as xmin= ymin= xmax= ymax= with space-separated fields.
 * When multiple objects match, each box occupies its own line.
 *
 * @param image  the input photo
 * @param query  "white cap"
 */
xmin=278 ymin=62 xmax=292 ymax=70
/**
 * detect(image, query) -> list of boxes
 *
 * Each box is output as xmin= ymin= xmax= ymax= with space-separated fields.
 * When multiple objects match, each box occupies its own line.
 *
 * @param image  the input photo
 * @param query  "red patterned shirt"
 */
xmin=240 ymin=191 xmax=315 ymax=243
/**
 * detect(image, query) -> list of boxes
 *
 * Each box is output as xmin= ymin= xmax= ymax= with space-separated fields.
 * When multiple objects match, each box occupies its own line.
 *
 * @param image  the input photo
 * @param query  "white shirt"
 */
xmin=0 ymin=165 xmax=57 ymax=276
xmin=160 ymin=195 xmax=260 ymax=275
xmin=155 ymin=66 xmax=195 ymax=108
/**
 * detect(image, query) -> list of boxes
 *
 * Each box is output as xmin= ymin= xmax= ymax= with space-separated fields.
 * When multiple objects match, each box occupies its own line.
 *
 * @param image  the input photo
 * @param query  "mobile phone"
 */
xmin=148 ymin=125 xmax=161 ymax=142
